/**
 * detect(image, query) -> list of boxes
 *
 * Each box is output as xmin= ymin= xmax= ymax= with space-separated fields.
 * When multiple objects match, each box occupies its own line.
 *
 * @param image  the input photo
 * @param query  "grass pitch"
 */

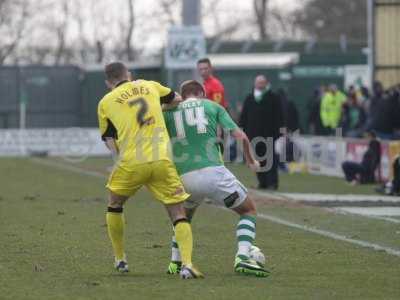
xmin=0 ymin=158 xmax=399 ymax=300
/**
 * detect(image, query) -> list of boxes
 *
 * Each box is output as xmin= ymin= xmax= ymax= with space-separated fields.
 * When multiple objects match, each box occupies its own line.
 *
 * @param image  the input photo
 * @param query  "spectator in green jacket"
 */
xmin=320 ymin=84 xmax=346 ymax=133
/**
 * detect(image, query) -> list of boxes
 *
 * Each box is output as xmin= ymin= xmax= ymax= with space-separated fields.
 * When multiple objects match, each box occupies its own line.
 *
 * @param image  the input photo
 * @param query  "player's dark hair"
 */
xmin=197 ymin=57 xmax=212 ymax=66
xmin=105 ymin=62 xmax=128 ymax=83
xmin=180 ymin=80 xmax=205 ymax=99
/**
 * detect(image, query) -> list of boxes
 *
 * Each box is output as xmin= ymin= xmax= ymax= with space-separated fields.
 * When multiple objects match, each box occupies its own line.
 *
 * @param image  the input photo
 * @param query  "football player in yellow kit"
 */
xmin=97 ymin=62 xmax=202 ymax=279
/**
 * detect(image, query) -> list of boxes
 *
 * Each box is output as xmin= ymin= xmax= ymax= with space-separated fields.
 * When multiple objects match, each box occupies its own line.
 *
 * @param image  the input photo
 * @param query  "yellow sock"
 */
xmin=174 ymin=221 xmax=193 ymax=266
xmin=106 ymin=209 xmax=125 ymax=261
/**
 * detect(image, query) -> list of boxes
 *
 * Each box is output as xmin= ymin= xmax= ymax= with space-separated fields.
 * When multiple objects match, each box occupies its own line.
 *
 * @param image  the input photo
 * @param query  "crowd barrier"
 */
xmin=0 ymin=128 xmax=399 ymax=181
xmin=293 ymin=136 xmax=400 ymax=181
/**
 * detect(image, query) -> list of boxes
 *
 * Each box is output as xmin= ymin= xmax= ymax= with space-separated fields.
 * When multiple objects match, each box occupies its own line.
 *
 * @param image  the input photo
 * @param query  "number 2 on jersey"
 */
xmin=129 ymin=98 xmax=154 ymax=127
xmin=173 ymin=107 xmax=208 ymax=138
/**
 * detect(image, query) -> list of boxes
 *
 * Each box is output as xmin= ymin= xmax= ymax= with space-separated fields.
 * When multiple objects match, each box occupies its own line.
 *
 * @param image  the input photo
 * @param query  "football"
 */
xmin=249 ymin=246 xmax=266 ymax=266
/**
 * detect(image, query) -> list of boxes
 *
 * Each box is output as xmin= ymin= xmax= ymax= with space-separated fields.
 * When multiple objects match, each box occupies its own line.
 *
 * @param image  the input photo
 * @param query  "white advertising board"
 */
xmin=165 ymin=26 xmax=206 ymax=69
xmin=306 ymin=137 xmax=346 ymax=177
xmin=0 ymin=128 xmax=108 ymax=158
xmin=292 ymin=136 xmax=347 ymax=177
xmin=344 ymin=65 xmax=371 ymax=89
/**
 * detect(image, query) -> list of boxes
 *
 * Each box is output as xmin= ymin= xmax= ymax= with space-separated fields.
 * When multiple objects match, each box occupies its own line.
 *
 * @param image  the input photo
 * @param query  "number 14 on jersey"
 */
xmin=173 ymin=107 xmax=208 ymax=139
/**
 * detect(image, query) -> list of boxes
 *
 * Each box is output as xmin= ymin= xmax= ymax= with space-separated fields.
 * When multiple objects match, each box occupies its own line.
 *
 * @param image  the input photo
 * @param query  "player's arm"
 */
xmin=98 ymin=101 xmax=119 ymax=161
xmin=104 ymin=138 xmax=119 ymax=162
xmin=217 ymin=104 xmax=259 ymax=171
xmin=150 ymin=81 xmax=182 ymax=110
xmin=231 ymin=128 xmax=259 ymax=172
xmin=210 ymin=81 xmax=228 ymax=109
xmin=239 ymin=98 xmax=249 ymax=129
xmin=211 ymin=91 xmax=223 ymax=104
xmin=162 ymin=93 xmax=182 ymax=111
xmin=210 ymin=89 xmax=228 ymax=110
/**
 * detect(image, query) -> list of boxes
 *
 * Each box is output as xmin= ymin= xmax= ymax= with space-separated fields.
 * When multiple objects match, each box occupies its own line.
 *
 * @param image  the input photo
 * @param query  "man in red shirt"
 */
xmin=197 ymin=57 xmax=231 ymax=157
xmin=197 ymin=58 xmax=228 ymax=109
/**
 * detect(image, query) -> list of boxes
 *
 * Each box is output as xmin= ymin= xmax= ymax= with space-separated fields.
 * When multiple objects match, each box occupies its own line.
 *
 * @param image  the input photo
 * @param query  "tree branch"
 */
xmin=253 ymin=0 xmax=269 ymax=40
xmin=126 ymin=0 xmax=135 ymax=61
xmin=0 ymin=0 xmax=29 ymax=64
xmin=54 ymin=1 xmax=70 ymax=65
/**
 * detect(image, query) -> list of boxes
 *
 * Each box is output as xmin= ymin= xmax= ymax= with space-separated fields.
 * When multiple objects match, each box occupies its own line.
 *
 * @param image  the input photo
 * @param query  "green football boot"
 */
xmin=234 ymin=257 xmax=270 ymax=278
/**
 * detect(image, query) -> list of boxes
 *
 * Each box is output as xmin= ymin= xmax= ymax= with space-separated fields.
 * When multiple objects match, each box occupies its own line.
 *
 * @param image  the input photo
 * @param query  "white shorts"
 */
xmin=181 ymin=166 xmax=248 ymax=209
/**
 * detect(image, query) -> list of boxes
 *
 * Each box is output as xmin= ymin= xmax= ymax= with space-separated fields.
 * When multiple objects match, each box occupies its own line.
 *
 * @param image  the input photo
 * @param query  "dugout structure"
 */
xmin=372 ymin=0 xmax=400 ymax=88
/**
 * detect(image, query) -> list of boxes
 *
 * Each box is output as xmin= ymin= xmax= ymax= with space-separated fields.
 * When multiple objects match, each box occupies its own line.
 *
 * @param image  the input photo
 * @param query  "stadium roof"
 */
xmin=208 ymin=52 xmax=300 ymax=69
xmin=84 ymin=59 xmax=162 ymax=71
xmin=206 ymin=40 xmax=367 ymax=55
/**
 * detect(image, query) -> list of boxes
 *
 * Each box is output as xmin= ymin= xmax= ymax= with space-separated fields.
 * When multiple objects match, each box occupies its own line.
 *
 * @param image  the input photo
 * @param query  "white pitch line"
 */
xmin=355 ymin=215 xmax=400 ymax=224
xmin=251 ymin=189 xmax=400 ymax=203
xmin=267 ymin=192 xmax=400 ymax=203
xmin=252 ymin=189 xmax=400 ymax=225
xmin=30 ymin=157 xmax=106 ymax=179
xmin=30 ymin=158 xmax=400 ymax=258
xmin=333 ymin=209 xmax=400 ymax=224
xmin=257 ymin=213 xmax=400 ymax=257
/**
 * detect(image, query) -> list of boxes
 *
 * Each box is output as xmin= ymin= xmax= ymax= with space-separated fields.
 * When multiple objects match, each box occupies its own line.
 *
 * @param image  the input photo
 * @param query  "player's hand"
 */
xmin=163 ymin=93 xmax=183 ymax=111
xmin=248 ymin=160 xmax=261 ymax=172
xmin=174 ymin=93 xmax=183 ymax=102
xmin=162 ymin=103 xmax=178 ymax=111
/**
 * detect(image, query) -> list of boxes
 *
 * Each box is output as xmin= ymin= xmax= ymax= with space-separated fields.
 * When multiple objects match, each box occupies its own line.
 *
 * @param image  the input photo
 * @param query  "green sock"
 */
xmin=236 ymin=215 xmax=256 ymax=260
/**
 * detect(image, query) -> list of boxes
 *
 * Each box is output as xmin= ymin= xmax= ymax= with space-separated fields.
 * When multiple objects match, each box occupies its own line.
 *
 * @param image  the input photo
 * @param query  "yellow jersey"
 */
xmin=98 ymin=80 xmax=175 ymax=170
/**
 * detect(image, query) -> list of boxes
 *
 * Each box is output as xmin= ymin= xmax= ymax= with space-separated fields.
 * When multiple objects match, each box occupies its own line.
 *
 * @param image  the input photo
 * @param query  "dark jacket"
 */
xmin=278 ymin=88 xmax=300 ymax=132
xmin=341 ymin=103 xmax=366 ymax=134
xmin=239 ymin=90 xmax=284 ymax=140
xmin=307 ymin=92 xmax=325 ymax=135
xmin=369 ymin=92 xmax=400 ymax=134
xmin=361 ymin=139 xmax=381 ymax=183
xmin=287 ymin=101 xmax=300 ymax=132
xmin=392 ymin=156 xmax=400 ymax=194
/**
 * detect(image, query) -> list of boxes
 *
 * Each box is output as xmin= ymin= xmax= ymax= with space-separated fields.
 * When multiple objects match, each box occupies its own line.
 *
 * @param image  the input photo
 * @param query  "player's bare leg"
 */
xmin=184 ymin=207 xmax=197 ymax=222
xmin=232 ymin=196 xmax=269 ymax=277
xmin=107 ymin=191 xmax=129 ymax=273
xmin=164 ymin=203 xmax=203 ymax=279
xmin=232 ymin=196 xmax=256 ymax=215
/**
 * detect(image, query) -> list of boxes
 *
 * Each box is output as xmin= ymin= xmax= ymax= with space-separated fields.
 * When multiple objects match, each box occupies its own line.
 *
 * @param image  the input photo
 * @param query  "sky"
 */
xmin=136 ymin=0 xmax=308 ymax=52
xmin=124 ymin=0 xmax=306 ymax=53
xmin=11 ymin=0 xmax=308 ymax=64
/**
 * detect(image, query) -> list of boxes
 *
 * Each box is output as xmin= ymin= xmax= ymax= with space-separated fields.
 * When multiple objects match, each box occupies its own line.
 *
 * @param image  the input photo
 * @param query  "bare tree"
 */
xmin=54 ymin=1 xmax=70 ymax=65
xmin=269 ymin=7 xmax=303 ymax=40
xmin=294 ymin=0 xmax=367 ymax=42
xmin=72 ymin=1 xmax=90 ymax=64
xmin=211 ymin=23 xmax=243 ymax=41
xmin=91 ymin=41 xmax=102 ymax=64
xmin=0 ymin=0 xmax=29 ymax=64
xmin=31 ymin=47 xmax=53 ymax=65
xmin=87 ymin=0 xmax=108 ymax=63
xmin=201 ymin=0 xmax=247 ymax=41
xmin=125 ymin=0 xmax=135 ymax=61
xmin=160 ymin=0 xmax=179 ymax=25
xmin=253 ymin=0 xmax=270 ymax=40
